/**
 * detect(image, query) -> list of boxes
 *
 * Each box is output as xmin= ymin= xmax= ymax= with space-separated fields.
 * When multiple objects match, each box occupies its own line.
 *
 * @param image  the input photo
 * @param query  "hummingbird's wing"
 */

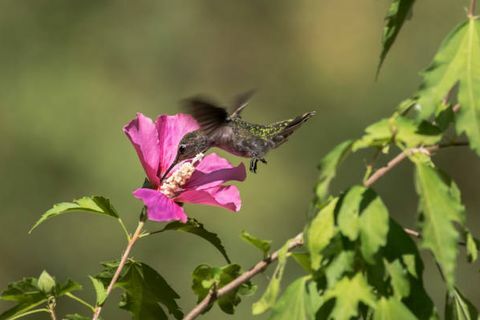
xmin=230 ymin=89 xmax=255 ymax=118
xmin=182 ymin=96 xmax=229 ymax=134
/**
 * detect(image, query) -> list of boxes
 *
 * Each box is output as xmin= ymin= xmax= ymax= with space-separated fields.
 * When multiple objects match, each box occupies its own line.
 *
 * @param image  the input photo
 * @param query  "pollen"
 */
xmin=159 ymin=153 xmax=204 ymax=198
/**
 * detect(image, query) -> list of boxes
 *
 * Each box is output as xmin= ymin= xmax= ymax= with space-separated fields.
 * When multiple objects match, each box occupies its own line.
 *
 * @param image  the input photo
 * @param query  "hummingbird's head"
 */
xmin=175 ymin=131 xmax=211 ymax=162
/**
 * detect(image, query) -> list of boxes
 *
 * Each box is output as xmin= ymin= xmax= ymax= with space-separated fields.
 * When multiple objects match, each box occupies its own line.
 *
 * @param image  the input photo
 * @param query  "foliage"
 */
xmin=1 ymin=2 xmax=480 ymax=320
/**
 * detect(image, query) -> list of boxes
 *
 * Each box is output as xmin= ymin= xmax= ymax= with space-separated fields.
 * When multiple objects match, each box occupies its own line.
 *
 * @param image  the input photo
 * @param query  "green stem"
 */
xmin=66 ymin=292 xmax=95 ymax=312
xmin=8 ymin=308 xmax=50 ymax=320
xmin=117 ymin=218 xmax=131 ymax=241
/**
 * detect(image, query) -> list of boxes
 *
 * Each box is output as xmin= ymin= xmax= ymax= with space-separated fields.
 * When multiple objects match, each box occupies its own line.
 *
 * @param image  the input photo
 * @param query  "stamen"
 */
xmin=159 ymin=153 xmax=204 ymax=198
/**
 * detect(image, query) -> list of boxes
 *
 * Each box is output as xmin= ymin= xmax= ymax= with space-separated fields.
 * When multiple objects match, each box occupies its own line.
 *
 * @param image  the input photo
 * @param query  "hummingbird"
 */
xmin=161 ymin=91 xmax=315 ymax=180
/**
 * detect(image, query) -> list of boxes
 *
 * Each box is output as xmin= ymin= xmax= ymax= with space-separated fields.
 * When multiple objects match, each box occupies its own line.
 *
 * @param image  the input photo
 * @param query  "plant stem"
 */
xmin=118 ymin=218 xmax=131 ymax=241
xmin=66 ymin=292 xmax=95 ymax=312
xmin=9 ymin=308 xmax=50 ymax=320
xmin=469 ymin=0 xmax=477 ymax=17
xmin=48 ymin=299 xmax=57 ymax=320
xmin=363 ymin=142 xmax=468 ymax=187
xmin=92 ymin=220 xmax=145 ymax=320
xmin=183 ymin=233 xmax=304 ymax=320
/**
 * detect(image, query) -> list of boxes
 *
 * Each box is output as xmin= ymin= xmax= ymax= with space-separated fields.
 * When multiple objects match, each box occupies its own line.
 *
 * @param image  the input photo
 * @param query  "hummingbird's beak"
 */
xmin=159 ymin=154 xmax=180 ymax=182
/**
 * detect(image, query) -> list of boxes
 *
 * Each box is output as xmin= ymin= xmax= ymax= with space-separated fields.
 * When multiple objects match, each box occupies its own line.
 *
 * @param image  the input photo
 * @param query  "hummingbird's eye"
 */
xmin=179 ymin=144 xmax=186 ymax=154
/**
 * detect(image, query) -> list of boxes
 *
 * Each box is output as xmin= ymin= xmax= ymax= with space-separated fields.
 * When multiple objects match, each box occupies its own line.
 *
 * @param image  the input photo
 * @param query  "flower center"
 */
xmin=159 ymin=153 xmax=204 ymax=198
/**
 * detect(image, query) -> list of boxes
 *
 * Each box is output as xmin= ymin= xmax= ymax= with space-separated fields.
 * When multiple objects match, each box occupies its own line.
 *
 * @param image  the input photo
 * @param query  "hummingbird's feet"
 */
xmin=249 ymin=158 xmax=267 ymax=173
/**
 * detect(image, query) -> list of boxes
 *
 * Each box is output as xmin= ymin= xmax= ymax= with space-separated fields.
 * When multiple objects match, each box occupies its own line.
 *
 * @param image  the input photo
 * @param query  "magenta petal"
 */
xmin=185 ymin=153 xmax=246 ymax=189
xmin=175 ymin=185 xmax=242 ymax=212
xmin=124 ymin=113 xmax=161 ymax=185
xmin=156 ymin=114 xmax=199 ymax=177
xmin=133 ymin=188 xmax=187 ymax=223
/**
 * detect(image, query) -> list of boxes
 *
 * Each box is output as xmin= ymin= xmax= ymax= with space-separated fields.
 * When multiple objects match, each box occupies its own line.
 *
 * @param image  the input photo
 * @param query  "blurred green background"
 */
xmin=0 ymin=0 xmax=479 ymax=319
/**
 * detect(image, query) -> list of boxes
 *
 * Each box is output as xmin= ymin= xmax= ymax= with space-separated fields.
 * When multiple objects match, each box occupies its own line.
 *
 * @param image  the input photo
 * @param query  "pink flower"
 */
xmin=124 ymin=113 xmax=246 ymax=223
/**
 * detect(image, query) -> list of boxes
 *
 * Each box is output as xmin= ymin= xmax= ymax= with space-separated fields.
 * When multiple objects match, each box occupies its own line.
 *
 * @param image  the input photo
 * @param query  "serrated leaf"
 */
xmin=252 ymin=240 xmax=291 ymax=315
xmin=158 ymin=218 xmax=230 ymax=263
xmin=465 ymin=231 xmax=478 ymax=263
xmin=268 ymin=277 xmax=322 ymax=320
xmin=415 ymin=163 xmax=465 ymax=289
xmin=456 ymin=19 xmax=480 ymax=155
xmin=37 ymin=271 xmax=55 ymax=294
xmin=0 ymin=275 xmax=81 ymax=320
xmin=323 ymin=273 xmax=377 ymax=320
xmin=445 ymin=288 xmax=479 ymax=320
xmin=337 ymin=186 xmax=389 ymax=263
xmin=241 ymin=230 xmax=272 ymax=257
xmin=374 ymin=297 xmax=417 ymax=320
xmin=192 ymin=264 xmax=253 ymax=315
xmin=377 ymin=0 xmax=416 ymax=73
xmin=315 ymin=140 xmax=352 ymax=203
xmin=416 ymin=18 xmax=480 ymax=155
xmin=352 ymin=117 xmax=441 ymax=152
xmin=325 ymin=251 xmax=355 ymax=287
xmin=96 ymin=260 xmax=182 ymax=320
xmin=306 ymin=198 xmax=338 ymax=270
xmin=30 ymin=196 xmax=119 ymax=233
xmin=384 ymin=260 xmax=410 ymax=299
xmin=384 ymin=220 xmax=437 ymax=319
xmin=415 ymin=21 xmax=469 ymax=118
xmin=89 ymin=276 xmax=107 ymax=306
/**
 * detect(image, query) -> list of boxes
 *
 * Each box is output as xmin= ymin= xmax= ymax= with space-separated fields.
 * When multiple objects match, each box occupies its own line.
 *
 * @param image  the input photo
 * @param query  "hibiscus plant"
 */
xmin=2 ymin=1 xmax=480 ymax=319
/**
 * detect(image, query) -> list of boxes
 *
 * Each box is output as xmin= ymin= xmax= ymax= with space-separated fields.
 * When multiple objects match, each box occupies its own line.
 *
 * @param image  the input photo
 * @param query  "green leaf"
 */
xmin=336 ymin=186 xmax=389 ymax=263
xmin=315 ymin=140 xmax=352 ymax=203
xmin=89 ymin=276 xmax=107 ymax=306
xmin=241 ymin=230 xmax=272 ymax=257
xmin=252 ymin=240 xmax=291 ymax=315
xmin=377 ymin=0 xmax=415 ymax=74
xmin=415 ymin=163 xmax=465 ymax=289
xmin=352 ymin=117 xmax=441 ymax=152
xmin=192 ymin=264 xmax=254 ymax=315
xmin=445 ymin=288 xmax=479 ymax=320
xmin=291 ymin=252 xmax=313 ymax=273
xmin=416 ymin=18 xmax=480 ymax=154
xmin=306 ymin=198 xmax=338 ymax=270
xmin=157 ymin=218 xmax=230 ymax=263
xmin=456 ymin=19 xmax=480 ymax=155
xmin=268 ymin=277 xmax=322 ymax=320
xmin=325 ymin=251 xmax=355 ymax=287
xmin=323 ymin=273 xmax=377 ymax=320
xmin=384 ymin=219 xmax=437 ymax=320
xmin=64 ymin=314 xmax=91 ymax=320
xmin=30 ymin=196 xmax=119 ymax=233
xmin=465 ymin=231 xmax=478 ymax=263
xmin=384 ymin=260 xmax=410 ymax=299
xmin=374 ymin=297 xmax=417 ymax=320
xmin=96 ymin=260 xmax=182 ymax=320
xmin=37 ymin=271 xmax=55 ymax=295
xmin=0 ymin=274 xmax=81 ymax=320
xmin=415 ymin=21 xmax=468 ymax=118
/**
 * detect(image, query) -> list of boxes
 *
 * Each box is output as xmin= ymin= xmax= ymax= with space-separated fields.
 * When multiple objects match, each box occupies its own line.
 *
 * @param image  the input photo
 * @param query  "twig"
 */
xmin=363 ymin=142 xmax=468 ymax=187
xmin=468 ymin=0 xmax=477 ymax=17
xmin=183 ymin=141 xmax=469 ymax=319
xmin=183 ymin=233 xmax=304 ymax=320
xmin=47 ymin=297 xmax=57 ymax=320
xmin=92 ymin=221 xmax=145 ymax=320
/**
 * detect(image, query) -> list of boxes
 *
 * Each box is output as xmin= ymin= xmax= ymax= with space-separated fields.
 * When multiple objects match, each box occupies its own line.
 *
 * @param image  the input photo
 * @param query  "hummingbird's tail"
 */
xmin=271 ymin=111 xmax=316 ymax=147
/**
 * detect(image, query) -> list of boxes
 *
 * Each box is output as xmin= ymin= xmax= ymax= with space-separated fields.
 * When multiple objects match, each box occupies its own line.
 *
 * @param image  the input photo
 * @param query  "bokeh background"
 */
xmin=0 ymin=0 xmax=478 ymax=319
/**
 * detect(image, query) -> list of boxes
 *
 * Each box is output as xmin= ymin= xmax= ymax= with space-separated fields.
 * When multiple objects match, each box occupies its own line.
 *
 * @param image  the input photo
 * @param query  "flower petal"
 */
xmin=175 ymin=185 xmax=242 ymax=212
xmin=124 ymin=113 xmax=161 ymax=185
xmin=133 ymin=188 xmax=187 ymax=223
xmin=185 ymin=153 xmax=247 ymax=189
xmin=156 ymin=114 xmax=199 ymax=177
